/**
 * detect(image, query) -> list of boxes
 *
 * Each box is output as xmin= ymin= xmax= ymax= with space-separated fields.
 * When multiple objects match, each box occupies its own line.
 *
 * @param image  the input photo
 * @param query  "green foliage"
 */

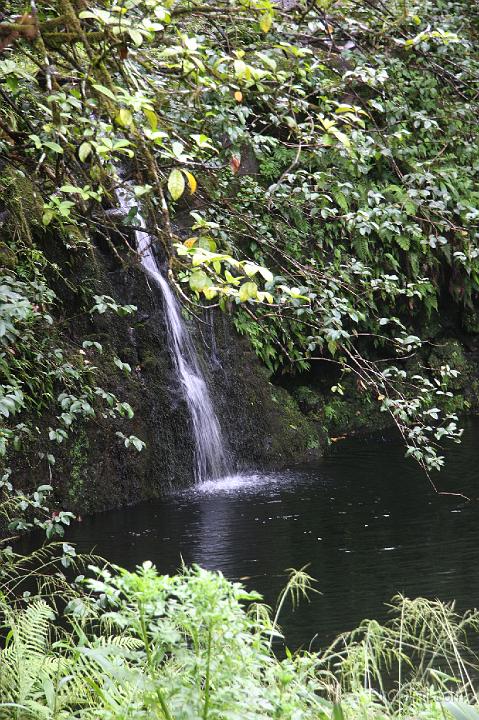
xmin=0 ymin=263 xmax=144 ymax=473
xmin=1 ymin=0 xmax=478 ymax=477
xmin=0 ymin=562 xmax=477 ymax=719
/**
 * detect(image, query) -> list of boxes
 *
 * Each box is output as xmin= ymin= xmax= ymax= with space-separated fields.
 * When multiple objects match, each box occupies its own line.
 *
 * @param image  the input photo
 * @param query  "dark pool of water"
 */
xmin=58 ymin=421 xmax=479 ymax=650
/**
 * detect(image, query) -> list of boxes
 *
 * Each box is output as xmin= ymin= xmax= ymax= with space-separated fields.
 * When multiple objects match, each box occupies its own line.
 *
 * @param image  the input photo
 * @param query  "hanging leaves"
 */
xmin=189 ymin=270 xmax=211 ymax=292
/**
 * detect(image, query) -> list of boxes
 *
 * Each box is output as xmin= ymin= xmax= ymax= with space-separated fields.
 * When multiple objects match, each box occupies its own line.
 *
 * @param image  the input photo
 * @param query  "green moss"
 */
xmin=67 ymin=429 xmax=90 ymax=509
xmin=0 ymin=242 xmax=17 ymax=268
xmin=0 ymin=169 xmax=44 ymax=245
xmin=269 ymin=386 xmax=324 ymax=457
xmin=292 ymin=385 xmax=324 ymax=419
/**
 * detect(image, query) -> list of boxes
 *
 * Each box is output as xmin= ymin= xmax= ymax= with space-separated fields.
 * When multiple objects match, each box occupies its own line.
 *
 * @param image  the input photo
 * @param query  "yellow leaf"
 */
xmin=259 ymin=13 xmax=272 ymax=33
xmin=184 ymin=237 xmax=197 ymax=248
xmin=183 ymin=170 xmax=197 ymax=194
xmin=234 ymin=90 xmax=243 ymax=102
xmin=203 ymin=286 xmax=218 ymax=300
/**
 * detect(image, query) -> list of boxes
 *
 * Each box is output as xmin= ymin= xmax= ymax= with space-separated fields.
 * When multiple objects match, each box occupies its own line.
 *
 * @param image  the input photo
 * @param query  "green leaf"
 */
xmin=239 ymin=282 xmax=258 ymax=302
xmin=43 ymin=141 xmax=63 ymax=154
xmin=168 ymin=168 xmax=185 ymax=201
xmin=330 ymin=128 xmax=351 ymax=149
xmin=116 ymin=108 xmax=133 ymax=128
xmin=171 ymin=141 xmax=184 ymax=159
xmin=332 ymin=703 xmax=345 ymax=720
xmin=189 ymin=270 xmax=210 ymax=292
xmin=78 ymin=142 xmax=92 ymax=162
xmin=243 ymin=263 xmax=258 ymax=278
xmin=444 ymin=702 xmax=479 ymax=720
xmin=92 ymin=84 xmax=117 ymax=101
xmin=42 ymin=209 xmax=54 ymax=226
xmin=144 ymin=108 xmax=158 ymax=131
xmin=258 ymin=266 xmax=274 ymax=283
xmin=203 ymin=286 xmax=218 ymax=300
xmin=128 ymin=29 xmax=144 ymax=46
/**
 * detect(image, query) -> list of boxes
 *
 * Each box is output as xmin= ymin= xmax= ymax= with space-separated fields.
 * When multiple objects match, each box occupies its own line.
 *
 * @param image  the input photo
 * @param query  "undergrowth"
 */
xmin=0 ymin=562 xmax=478 ymax=720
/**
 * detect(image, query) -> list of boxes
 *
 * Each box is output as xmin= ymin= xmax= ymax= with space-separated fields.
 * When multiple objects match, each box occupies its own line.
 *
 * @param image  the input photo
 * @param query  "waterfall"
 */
xmin=117 ymin=188 xmax=230 ymax=483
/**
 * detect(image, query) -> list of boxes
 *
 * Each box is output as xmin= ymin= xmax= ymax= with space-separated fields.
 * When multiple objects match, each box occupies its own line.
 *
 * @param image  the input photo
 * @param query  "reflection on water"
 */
xmin=59 ymin=421 xmax=479 ymax=649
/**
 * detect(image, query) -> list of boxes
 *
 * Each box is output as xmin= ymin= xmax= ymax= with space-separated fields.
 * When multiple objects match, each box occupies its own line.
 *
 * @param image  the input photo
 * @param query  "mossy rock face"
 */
xmin=287 ymin=374 xmax=392 ymax=440
xmin=0 ymin=169 xmax=44 ymax=245
xmin=201 ymin=316 xmax=326 ymax=469
xmin=0 ymin=242 xmax=17 ymax=268
xmin=292 ymin=385 xmax=324 ymax=419
xmin=322 ymin=392 xmax=390 ymax=438
xmin=427 ymin=337 xmax=479 ymax=411
xmin=9 ymin=231 xmax=195 ymax=513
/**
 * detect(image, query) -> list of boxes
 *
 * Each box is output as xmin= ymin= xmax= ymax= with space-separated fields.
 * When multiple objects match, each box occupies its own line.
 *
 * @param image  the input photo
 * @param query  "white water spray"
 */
xmin=117 ymin=188 xmax=230 ymax=483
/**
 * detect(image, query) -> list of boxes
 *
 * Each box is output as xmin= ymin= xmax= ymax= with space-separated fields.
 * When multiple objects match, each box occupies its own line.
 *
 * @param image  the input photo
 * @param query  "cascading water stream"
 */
xmin=117 ymin=188 xmax=230 ymax=483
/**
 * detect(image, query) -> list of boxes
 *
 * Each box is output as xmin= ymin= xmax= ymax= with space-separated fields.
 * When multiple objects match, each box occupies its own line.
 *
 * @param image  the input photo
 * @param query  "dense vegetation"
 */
xmin=1 ymin=0 xmax=479 ymax=503
xmin=1 ymin=557 xmax=479 ymax=719
xmin=1 ymin=2 xmax=479 ymax=717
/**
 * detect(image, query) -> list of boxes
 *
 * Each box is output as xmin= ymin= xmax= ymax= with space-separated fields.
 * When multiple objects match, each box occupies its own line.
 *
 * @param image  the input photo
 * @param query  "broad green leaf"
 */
xmin=239 ymin=281 xmax=258 ymax=302
xmin=116 ymin=108 xmax=133 ymax=128
xmin=78 ymin=142 xmax=92 ymax=162
xmin=258 ymin=266 xmax=274 ymax=283
xmin=144 ymin=108 xmax=158 ymax=131
xmin=42 ymin=210 xmax=54 ymax=226
xmin=330 ymin=127 xmax=351 ymax=149
xmin=257 ymin=291 xmax=274 ymax=304
xmin=444 ymin=702 xmax=479 ymax=720
xmin=129 ymin=28 xmax=143 ymax=46
xmin=243 ymin=262 xmax=259 ymax=278
xmin=171 ymin=141 xmax=185 ymax=158
xmin=168 ymin=168 xmax=185 ymax=201
xmin=134 ymin=184 xmax=153 ymax=197
xmin=93 ymin=84 xmax=117 ymax=101
xmin=203 ymin=286 xmax=218 ymax=300
xmin=44 ymin=141 xmax=63 ymax=154
xmin=189 ymin=270 xmax=210 ymax=292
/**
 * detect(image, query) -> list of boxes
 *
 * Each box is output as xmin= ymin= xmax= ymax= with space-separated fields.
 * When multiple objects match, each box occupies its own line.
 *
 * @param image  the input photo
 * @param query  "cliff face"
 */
xmin=0 ymin=166 xmax=323 ymax=515
xmin=4 ymin=169 xmax=479 ymax=516
xmin=1 ymin=182 xmax=324 ymax=514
